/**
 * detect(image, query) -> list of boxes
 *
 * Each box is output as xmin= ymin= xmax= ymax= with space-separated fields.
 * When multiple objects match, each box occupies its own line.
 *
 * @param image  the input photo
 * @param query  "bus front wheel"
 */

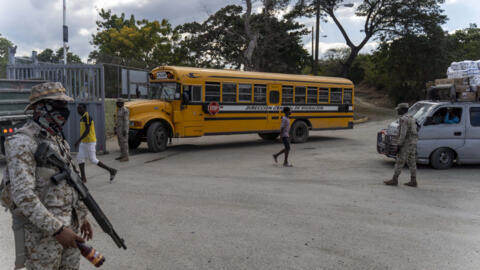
xmin=258 ymin=133 xmax=279 ymax=141
xmin=147 ymin=122 xmax=168 ymax=152
xmin=291 ymin=121 xmax=309 ymax=143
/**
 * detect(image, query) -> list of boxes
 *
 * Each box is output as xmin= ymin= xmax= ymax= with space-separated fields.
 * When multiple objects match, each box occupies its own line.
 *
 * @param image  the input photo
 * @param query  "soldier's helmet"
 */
xmin=395 ymin=103 xmax=409 ymax=110
xmin=25 ymin=82 xmax=73 ymax=111
xmin=116 ymin=98 xmax=126 ymax=103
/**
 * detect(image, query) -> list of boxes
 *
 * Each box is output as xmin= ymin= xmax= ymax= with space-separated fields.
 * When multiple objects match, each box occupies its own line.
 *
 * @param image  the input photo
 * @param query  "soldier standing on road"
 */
xmin=1 ymin=82 xmax=93 ymax=270
xmin=385 ymin=103 xmax=419 ymax=187
xmin=75 ymin=104 xmax=117 ymax=182
xmin=115 ymin=98 xmax=129 ymax=162
xmin=273 ymin=107 xmax=293 ymax=167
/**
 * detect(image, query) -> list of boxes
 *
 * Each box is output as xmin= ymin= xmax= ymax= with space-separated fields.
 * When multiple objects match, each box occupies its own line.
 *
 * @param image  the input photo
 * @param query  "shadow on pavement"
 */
xmin=130 ymin=135 xmax=349 ymax=156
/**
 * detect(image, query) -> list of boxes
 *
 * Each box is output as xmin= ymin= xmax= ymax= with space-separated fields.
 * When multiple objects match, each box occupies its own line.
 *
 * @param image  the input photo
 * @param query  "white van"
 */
xmin=377 ymin=101 xmax=480 ymax=169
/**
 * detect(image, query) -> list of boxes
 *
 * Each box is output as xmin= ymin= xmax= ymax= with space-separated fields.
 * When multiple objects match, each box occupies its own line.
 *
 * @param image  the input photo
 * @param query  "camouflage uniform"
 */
xmin=115 ymin=99 xmax=129 ymax=159
xmin=1 ymin=83 xmax=87 ymax=270
xmin=386 ymin=103 xmax=419 ymax=187
xmin=393 ymin=114 xmax=418 ymax=178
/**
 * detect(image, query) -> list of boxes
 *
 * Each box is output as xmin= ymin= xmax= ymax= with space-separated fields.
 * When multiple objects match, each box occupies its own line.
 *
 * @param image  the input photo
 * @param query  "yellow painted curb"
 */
xmin=353 ymin=117 xmax=369 ymax=124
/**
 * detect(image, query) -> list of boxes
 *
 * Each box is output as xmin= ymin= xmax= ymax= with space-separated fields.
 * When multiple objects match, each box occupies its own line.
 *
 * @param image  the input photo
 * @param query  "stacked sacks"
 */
xmin=447 ymin=60 xmax=480 ymax=79
xmin=438 ymin=60 xmax=480 ymax=102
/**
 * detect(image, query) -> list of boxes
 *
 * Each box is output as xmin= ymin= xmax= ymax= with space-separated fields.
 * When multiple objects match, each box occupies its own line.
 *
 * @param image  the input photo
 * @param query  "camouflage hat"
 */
xmin=395 ymin=103 xmax=409 ymax=110
xmin=116 ymin=98 xmax=126 ymax=103
xmin=26 ymin=82 xmax=73 ymax=110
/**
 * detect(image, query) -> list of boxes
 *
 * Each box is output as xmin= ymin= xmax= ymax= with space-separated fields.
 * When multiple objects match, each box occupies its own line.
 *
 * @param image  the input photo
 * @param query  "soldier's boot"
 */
xmin=404 ymin=176 xmax=417 ymax=187
xmin=119 ymin=156 xmax=129 ymax=162
xmin=115 ymin=156 xmax=123 ymax=160
xmin=384 ymin=174 xmax=399 ymax=186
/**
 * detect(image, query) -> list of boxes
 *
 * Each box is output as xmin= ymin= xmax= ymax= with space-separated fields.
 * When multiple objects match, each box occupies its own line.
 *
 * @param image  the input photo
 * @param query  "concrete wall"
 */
xmin=104 ymin=98 xmax=117 ymax=137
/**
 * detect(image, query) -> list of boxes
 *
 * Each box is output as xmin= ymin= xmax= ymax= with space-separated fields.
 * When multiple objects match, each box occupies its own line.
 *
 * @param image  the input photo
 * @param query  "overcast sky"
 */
xmin=1 ymin=0 xmax=479 ymax=62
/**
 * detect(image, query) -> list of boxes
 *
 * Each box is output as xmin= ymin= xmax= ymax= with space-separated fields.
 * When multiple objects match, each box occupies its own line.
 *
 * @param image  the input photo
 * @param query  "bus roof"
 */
xmin=151 ymin=66 xmax=354 ymax=86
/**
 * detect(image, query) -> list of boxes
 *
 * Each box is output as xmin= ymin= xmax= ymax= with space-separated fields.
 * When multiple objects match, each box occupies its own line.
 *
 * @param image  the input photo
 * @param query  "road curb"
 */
xmin=353 ymin=117 xmax=369 ymax=124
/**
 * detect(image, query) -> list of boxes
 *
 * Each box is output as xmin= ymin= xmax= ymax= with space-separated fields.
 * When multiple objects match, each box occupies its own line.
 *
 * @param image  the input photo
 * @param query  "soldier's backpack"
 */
xmin=1 ymin=167 xmax=29 ymax=270
xmin=0 ymin=126 xmax=49 ymax=270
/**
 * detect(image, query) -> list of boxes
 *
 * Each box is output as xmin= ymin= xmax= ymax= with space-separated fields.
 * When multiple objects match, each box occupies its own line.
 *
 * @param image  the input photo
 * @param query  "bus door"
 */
xmin=181 ymin=85 xmax=204 ymax=137
xmin=267 ymin=84 xmax=282 ymax=131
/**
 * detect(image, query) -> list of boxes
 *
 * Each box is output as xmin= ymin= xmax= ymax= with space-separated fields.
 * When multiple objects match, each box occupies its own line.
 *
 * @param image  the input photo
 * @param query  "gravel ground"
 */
xmin=1 ymin=119 xmax=480 ymax=270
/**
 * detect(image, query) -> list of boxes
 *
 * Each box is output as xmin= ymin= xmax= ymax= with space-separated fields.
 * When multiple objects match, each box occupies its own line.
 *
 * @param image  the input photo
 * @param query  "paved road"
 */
xmin=1 ymin=119 xmax=480 ymax=270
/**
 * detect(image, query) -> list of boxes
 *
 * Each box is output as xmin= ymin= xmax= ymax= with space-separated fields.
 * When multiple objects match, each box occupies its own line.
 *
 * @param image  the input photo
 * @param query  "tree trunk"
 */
xmin=243 ymin=0 xmax=258 ymax=71
xmin=341 ymin=47 xmax=360 ymax=78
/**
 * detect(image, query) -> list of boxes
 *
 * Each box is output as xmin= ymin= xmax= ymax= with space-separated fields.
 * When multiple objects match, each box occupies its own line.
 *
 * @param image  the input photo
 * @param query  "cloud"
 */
xmin=0 ymin=0 xmax=242 ymax=61
xmin=1 ymin=0 xmax=478 ymax=63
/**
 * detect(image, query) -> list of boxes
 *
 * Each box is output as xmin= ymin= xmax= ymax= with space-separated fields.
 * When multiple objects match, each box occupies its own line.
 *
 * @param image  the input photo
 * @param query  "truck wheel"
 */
xmin=430 ymin=148 xmax=454 ymax=170
xmin=258 ymin=133 xmax=279 ymax=141
xmin=290 ymin=121 xmax=309 ymax=143
xmin=147 ymin=122 xmax=168 ymax=152
xmin=128 ymin=137 xmax=141 ymax=150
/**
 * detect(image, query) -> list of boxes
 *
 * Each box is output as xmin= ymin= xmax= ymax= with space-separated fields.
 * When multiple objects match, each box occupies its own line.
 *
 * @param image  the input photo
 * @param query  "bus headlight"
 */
xmin=130 ymin=121 xmax=142 ymax=127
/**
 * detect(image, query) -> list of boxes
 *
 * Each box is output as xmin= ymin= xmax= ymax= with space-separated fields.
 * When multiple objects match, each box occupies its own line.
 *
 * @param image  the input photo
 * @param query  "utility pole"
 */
xmin=313 ymin=0 xmax=320 ymax=76
xmin=311 ymin=26 xmax=315 ymax=70
xmin=63 ymin=0 xmax=67 ymax=65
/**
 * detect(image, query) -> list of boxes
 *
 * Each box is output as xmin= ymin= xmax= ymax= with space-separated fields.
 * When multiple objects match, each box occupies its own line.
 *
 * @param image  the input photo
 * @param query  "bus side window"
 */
xmin=343 ymin=88 xmax=353 ymax=104
xmin=222 ymin=83 xmax=237 ymax=103
xmin=295 ymin=86 xmax=306 ymax=104
xmin=319 ymin=88 xmax=329 ymax=103
xmin=239 ymin=84 xmax=252 ymax=103
xmin=330 ymin=88 xmax=342 ymax=104
xmin=307 ymin=87 xmax=317 ymax=104
xmin=254 ymin=84 xmax=267 ymax=104
xmin=184 ymin=85 xmax=202 ymax=102
xmin=282 ymin=86 xmax=293 ymax=104
xmin=205 ymin=82 xmax=220 ymax=102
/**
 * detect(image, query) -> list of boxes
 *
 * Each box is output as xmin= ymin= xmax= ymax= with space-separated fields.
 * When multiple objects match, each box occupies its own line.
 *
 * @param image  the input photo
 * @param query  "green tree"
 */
xmin=292 ymin=0 xmax=447 ymax=77
xmin=89 ymin=9 xmax=188 ymax=68
xmin=0 ymin=34 xmax=13 ymax=78
xmin=446 ymin=25 xmax=480 ymax=61
xmin=367 ymin=26 xmax=450 ymax=104
xmin=178 ymin=2 xmax=309 ymax=73
xmin=38 ymin=47 xmax=82 ymax=64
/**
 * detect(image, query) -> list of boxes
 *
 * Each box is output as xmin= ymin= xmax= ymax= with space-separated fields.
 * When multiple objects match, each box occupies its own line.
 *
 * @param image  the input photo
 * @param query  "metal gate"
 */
xmin=6 ymin=64 xmax=107 ymax=153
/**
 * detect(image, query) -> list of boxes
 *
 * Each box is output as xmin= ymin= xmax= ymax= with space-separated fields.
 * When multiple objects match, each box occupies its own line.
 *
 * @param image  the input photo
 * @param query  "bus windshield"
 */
xmin=148 ymin=83 xmax=178 ymax=100
xmin=407 ymin=102 xmax=435 ymax=123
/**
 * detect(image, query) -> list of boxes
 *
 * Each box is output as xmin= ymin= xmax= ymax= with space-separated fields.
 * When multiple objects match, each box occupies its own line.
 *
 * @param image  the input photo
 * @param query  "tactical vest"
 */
xmin=0 ymin=123 xmax=75 ymax=269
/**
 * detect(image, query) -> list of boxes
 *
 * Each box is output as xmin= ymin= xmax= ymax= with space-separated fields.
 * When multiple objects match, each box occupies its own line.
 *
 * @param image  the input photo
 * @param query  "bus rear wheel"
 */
xmin=147 ymin=122 xmax=168 ymax=152
xmin=258 ymin=132 xmax=279 ymax=141
xmin=290 ymin=121 xmax=309 ymax=143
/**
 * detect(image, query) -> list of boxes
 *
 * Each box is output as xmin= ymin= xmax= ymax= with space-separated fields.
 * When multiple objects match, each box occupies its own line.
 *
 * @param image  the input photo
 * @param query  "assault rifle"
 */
xmin=35 ymin=142 xmax=127 ymax=250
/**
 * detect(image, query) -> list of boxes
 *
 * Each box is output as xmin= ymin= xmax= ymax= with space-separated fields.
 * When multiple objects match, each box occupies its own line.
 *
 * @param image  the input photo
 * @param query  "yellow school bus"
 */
xmin=127 ymin=66 xmax=354 ymax=152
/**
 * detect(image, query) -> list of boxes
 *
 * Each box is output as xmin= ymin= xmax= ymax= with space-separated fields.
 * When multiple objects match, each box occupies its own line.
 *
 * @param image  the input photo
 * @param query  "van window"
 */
xmin=470 ymin=107 xmax=480 ymax=126
xmin=431 ymin=107 xmax=462 ymax=125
